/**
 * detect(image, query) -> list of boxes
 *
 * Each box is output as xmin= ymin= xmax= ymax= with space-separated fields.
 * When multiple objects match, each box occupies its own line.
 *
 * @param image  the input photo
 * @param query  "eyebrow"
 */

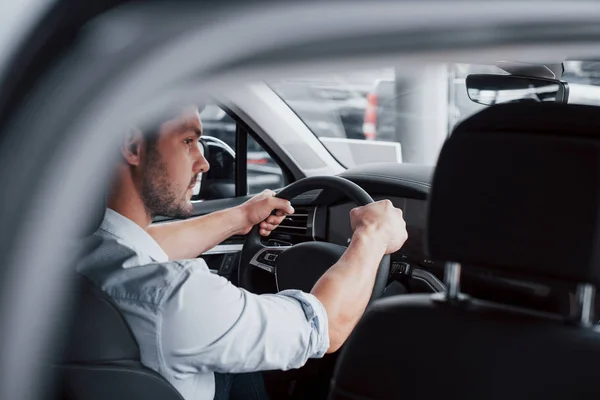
xmin=177 ymin=122 xmax=202 ymax=138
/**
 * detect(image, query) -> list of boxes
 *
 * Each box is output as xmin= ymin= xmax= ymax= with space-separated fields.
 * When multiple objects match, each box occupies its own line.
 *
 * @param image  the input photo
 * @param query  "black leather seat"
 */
xmin=329 ymin=103 xmax=600 ymax=400
xmin=54 ymin=271 xmax=183 ymax=399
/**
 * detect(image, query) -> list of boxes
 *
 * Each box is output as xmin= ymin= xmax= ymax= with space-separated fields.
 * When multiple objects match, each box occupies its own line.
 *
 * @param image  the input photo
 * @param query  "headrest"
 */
xmin=427 ymin=103 xmax=600 ymax=286
xmin=62 ymin=276 xmax=140 ymax=363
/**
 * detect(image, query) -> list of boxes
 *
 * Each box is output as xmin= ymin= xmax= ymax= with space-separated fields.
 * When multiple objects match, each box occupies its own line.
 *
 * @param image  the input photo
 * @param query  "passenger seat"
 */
xmin=329 ymin=103 xmax=600 ymax=400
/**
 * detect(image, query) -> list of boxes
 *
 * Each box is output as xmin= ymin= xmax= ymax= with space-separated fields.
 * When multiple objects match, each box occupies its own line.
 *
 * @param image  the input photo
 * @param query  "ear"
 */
xmin=121 ymin=128 xmax=144 ymax=166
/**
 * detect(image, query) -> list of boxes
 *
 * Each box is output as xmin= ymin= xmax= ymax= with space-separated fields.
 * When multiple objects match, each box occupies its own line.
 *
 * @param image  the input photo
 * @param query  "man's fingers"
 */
xmin=260 ymin=221 xmax=277 ymax=229
xmin=266 ymin=214 xmax=286 ymax=225
xmin=268 ymin=197 xmax=294 ymax=215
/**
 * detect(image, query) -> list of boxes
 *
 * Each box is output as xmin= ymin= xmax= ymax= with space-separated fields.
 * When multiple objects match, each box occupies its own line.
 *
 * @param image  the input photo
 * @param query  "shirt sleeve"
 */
xmin=158 ymin=259 xmax=329 ymax=377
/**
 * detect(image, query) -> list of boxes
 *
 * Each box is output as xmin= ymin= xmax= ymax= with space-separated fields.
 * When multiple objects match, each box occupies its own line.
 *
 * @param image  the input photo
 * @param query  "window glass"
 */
xmin=247 ymin=135 xmax=285 ymax=195
xmin=563 ymin=60 xmax=600 ymax=106
xmin=194 ymin=103 xmax=285 ymax=200
xmin=271 ymin=67 xmax=448 ymax=166
xmin=192 ymin=104 xmax=237 ymax=201
xmin=271 ymin=61 xmax=600 ymax=168
xmin=200 ymin=103 xmax=237 ymax=150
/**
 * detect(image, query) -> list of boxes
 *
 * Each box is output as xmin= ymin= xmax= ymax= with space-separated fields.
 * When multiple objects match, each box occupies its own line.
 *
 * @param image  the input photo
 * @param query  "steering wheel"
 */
xmin=239 ymin=176 xmax=391 ymax=303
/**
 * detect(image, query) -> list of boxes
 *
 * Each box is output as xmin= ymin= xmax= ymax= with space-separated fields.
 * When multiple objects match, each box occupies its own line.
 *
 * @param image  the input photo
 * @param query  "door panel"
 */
xmin=152 ymin=198 xmax=250 ymax=283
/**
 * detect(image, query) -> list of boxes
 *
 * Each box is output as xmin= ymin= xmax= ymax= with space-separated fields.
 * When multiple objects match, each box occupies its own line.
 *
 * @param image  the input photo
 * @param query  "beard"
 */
xmin=141 ymin=146 xmax=194 ymax=219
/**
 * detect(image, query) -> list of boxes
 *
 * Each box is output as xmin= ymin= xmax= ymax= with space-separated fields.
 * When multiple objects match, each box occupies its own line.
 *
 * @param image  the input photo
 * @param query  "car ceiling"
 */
xmin=3 ymin=1 xmax=600 ymax=399
xmin=3 ymin=1 xmax=600 ymax=133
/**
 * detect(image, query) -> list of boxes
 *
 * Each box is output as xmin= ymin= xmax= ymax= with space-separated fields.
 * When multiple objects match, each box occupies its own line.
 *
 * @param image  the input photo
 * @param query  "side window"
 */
xmin=247 ymin=135 xmax=285 ymax=195
xmin=193 ymin=103 xmax=285 ymax=201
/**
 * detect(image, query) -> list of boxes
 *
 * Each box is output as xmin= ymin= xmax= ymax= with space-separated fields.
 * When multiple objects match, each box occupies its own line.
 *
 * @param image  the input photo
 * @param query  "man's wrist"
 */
xmin=350 ymin=227 xmax=387 ymax=256
xmin=229 ymin=205 xmax=253 ymax=236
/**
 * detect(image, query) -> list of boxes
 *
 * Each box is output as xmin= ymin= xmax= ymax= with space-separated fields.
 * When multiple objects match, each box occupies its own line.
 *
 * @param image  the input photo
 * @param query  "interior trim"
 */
xmin=311 ymin=206 xmax=318 ymax=241
xmin=412 ymin=268 xmax=446 ymax=292
xmin=203 ymin=244 xmax=243 ymax=255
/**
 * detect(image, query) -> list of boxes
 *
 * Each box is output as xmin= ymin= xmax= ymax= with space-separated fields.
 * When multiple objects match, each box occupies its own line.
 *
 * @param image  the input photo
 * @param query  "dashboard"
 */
xmin=270 ymin=162 xmax=566 ymax=312
xmin=327 ymin=196 xmax=427 ymax=261
xmin=316 ymin=162 xmax=572 ymax=313
xmin=267 ymin=163 xmax=433 ymax=264
xmin=327 ymin=162 xmax=437 ymax=278
xmin=257 ymin=161 xmax=573 ymax=313
xmin=264 ymin=162 xmax=445 ymax=292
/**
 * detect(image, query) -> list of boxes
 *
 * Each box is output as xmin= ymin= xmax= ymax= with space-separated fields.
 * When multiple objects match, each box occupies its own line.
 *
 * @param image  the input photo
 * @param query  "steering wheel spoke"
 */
xmin=249 ymin=246 xmax=289 ymax=274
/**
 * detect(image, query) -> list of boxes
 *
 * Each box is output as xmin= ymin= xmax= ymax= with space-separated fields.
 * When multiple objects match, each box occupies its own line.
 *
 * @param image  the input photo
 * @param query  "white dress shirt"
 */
xmin=77 ymin=209 xmax=329 ymax=400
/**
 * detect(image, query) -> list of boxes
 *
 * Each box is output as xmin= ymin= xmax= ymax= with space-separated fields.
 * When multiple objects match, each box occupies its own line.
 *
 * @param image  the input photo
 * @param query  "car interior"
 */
xmin=54 ymin=101 xmax=600 ymax=400
xmin=4 ymin=2 xmax=600 ymax=400
xmin=50 ymin=58 xmax=600 ymax=399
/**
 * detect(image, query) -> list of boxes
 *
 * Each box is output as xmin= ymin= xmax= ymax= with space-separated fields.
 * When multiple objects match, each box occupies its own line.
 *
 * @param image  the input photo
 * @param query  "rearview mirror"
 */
xmin=466 ymin=74 xmax=569 ymax=106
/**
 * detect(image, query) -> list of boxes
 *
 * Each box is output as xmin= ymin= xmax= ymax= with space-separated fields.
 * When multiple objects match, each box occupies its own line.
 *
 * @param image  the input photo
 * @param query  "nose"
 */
xmin=193 ymin=143 xmax=210 ymax=175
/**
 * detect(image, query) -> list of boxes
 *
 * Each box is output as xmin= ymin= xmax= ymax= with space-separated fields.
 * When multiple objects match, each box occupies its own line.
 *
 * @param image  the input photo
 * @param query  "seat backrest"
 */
xmin=330 ymin=103 xmax=600 ymax=400
xmin=54 ymin=276 xmax=184 ymax=400
xmin=330 ymin=294 xmax=600 ymax=400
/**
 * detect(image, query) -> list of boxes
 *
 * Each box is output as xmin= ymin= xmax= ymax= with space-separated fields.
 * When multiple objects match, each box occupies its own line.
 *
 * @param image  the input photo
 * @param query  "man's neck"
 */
xmin=107 ymin=203 xmax=152 ymax=231
xmin=107 ymin=179 xmax=152 ymax=230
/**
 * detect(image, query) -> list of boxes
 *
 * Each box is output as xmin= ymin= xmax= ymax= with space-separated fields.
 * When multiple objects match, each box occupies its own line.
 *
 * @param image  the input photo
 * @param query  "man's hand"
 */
xmin=349 ymin=200 xmax=407 ymax=255
xmin=148 ymin=189 xmax=294 ymax=259
xmin=236 ymin=190 xmax=295 ymax=236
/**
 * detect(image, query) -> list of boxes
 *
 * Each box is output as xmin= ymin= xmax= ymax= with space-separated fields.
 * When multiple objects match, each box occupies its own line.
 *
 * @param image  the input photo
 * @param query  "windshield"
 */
xmin=271 ymin=61 xmax=600 ymax=168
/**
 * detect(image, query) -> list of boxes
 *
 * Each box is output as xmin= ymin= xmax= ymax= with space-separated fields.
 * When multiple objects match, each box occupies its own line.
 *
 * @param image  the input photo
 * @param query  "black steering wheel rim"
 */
xmin=239 ymin=176 xmax=391 ymax=303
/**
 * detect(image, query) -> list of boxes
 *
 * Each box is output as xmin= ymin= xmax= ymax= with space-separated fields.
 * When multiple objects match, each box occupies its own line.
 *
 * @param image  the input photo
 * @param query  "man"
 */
xmin=77 ymin=106 xmax=408 ymax=400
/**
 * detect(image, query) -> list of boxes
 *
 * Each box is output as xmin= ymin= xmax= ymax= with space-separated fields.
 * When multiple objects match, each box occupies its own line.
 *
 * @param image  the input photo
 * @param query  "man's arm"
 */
xmin=148 ymin=207 xmax=248 ymax=260
xmin=160 ymin=260 xmax=330 ymax=374
xmin=159 ymin=200 xmax=405 ymax=375
xmin=147 ymin=190 xmax=294 ymax=260
xmin=311 ymin=200 xmax=407 ymax=353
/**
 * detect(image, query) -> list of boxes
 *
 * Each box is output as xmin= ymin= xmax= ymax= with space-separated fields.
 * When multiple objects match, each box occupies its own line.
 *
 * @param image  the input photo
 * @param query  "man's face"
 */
xmin=140 ymin=107 xmax=209 ymax=218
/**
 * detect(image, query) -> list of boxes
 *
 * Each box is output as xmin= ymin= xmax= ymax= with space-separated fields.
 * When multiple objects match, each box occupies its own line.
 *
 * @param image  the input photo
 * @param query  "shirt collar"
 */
xmin=98 ymin=208 xmax=169 ymax=263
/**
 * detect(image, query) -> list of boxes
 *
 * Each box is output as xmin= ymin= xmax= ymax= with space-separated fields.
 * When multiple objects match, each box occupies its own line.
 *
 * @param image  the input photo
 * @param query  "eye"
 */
xmin=183 ymin=138 xmax=194 ymax=146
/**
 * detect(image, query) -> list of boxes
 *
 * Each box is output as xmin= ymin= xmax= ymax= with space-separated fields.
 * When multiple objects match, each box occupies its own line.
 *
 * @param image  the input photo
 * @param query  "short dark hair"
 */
xmin=139 ymin=104 xmax=205 ymax=148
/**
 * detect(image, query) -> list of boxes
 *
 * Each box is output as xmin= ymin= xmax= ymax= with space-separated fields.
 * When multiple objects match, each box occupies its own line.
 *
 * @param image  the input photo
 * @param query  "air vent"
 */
xmin=271 ymin=206 xmax=314 ymax=242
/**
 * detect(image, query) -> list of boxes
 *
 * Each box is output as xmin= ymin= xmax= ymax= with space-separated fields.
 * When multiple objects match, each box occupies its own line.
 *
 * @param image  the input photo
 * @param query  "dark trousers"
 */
xmin=213 ymin=372 xmax=271 ymax=400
